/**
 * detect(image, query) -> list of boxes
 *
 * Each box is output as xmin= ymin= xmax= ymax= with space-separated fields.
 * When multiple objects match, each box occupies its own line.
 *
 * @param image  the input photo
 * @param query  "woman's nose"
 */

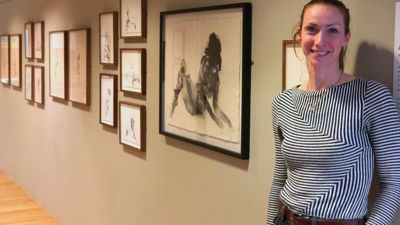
xmin=314 ymin=31 xmax=327 ymax=45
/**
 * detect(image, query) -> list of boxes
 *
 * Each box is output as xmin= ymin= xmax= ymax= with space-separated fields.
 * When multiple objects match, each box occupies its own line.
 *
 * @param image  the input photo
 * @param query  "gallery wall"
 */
xmin=0 ymin=0 xmax=399 ymax=225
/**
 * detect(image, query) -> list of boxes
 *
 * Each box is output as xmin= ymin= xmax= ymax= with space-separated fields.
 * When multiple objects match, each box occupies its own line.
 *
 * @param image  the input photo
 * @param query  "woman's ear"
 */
xmin=295 ymin=26 xmax=301 ymax=42
xmin=345 ymin=31 xmax=351 ymax=45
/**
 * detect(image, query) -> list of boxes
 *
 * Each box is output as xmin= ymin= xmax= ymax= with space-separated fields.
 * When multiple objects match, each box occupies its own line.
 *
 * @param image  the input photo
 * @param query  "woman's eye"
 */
xmin=305 ymin=26 xmax=317 ymax=34
xmin=328 ymin=28 xmax=338 ymax=34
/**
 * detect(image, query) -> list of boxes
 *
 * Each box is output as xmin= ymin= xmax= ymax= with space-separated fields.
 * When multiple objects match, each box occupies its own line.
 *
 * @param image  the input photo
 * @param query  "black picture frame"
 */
xmin=99 ymin=12 xmax=118 ymax=65
xmin=49 ymin=30 xmax=68 ymax=100
xmin=68 ymin=28 xmax=91 ymax=105
xmin=119 ymin=101 xmax=146 ymax=151
xmin=10 ymin=34 xmax=22 ymax=88
xmin=120 ymin=0 xmax=147 ymax=39
xmin=120 ymin=48 xmax=146 ymax=95
xmin=159 ymin=3 xmax=252 ymax=159
xmin=24 ymin=22 xmax=34 ymax=59
xmin=282 ymin=40 xmax=307 ymax=90
xmin=100 ymin=73 xmax=118 ymax=127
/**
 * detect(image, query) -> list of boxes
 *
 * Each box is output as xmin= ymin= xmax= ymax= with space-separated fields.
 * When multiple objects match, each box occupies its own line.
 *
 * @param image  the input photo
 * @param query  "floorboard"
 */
xmin=0 ymin=172 xmax=61 ymax=225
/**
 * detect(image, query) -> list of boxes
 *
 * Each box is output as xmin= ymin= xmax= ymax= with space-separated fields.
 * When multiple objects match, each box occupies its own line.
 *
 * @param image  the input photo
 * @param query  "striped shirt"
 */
xmin=267 ymin=78 xmax=400 ymax=225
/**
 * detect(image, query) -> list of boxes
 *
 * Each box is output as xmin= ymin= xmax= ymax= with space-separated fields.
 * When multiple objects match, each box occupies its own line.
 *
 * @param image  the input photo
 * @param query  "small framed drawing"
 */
xmin=34 ymin=66 xmax=44 ymax=104
xmin=120 ymin=48 xmax=146 ymax=95
xmin=159 ymin=3 xmax=252 ymax=159
xmin=119 ymin=101 xmax=146 ymax=151
xmin=10 ymin=34 xmax=21 ymax=87
xmin=24 ymin=22 xmax=34 ymax=59
xmin=282 ymin=40 xmax=308 ymax=90
xmin=34 ymin=21 xmax=44 ymax=60
xmin=100 ymin=74 xmax=118 ymax=127
xmin=120 ymin=0 xmax=147 ymax=39
xmin=0 ymin=35 xmax=10 ymax=84
xmin=99 ymin=12 xmax=118 ymax=65
xmin=68 ymin=28 xmax=91 ymax=105
xmin=25 ymin=65 xmax=33 ymax=101
xmin=49 ymin=31 xmax=68 ymax=99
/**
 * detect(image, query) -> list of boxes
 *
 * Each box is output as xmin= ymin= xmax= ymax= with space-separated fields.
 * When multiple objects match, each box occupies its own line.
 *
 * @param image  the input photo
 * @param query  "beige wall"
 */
xmin=0 ymin=0 xmax=399 ymax=225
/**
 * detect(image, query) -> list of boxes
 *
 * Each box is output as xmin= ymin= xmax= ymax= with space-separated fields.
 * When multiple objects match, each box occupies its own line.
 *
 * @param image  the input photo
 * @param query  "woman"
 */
xmin=267 ymin=0 xmax=400 ymax=225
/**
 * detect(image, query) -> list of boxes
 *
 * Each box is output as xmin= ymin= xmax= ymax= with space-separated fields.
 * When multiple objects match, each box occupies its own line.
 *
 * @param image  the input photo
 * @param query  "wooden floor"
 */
xmin=0 ymin=171 xmax=61 ymax=225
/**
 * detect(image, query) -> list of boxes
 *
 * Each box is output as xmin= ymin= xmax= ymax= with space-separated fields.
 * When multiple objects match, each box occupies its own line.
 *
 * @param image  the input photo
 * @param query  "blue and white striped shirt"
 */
xmin=267 ymin=78 xmax=400 ymax=225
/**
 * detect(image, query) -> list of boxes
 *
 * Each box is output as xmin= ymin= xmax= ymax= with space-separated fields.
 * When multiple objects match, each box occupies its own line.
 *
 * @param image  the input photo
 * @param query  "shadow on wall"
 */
xmin=353 ymin=41 xmax=400 ymax=223
xmin=353 ymin=41 xmax=394 ymax=90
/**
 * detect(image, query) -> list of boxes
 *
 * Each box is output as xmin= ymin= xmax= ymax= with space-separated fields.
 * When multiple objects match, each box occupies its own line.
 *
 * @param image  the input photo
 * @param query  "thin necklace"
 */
xmin=306 ymin=72 xmax=343 ymax=111
xmin=306 ymin=72 xmax=343 ymax=91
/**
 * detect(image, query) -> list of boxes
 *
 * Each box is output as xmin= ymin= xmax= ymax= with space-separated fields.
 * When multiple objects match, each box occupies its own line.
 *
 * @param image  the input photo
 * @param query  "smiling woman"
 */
xmin=267 ymin=1 xmax=400 ymax=225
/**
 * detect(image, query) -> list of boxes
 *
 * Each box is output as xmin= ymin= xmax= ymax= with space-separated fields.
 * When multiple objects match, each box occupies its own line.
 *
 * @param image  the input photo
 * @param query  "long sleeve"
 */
xmin=266 ymin=97 xmax=287 ymax=225
xmin=364 ymin=81 xmax=400 ymax=225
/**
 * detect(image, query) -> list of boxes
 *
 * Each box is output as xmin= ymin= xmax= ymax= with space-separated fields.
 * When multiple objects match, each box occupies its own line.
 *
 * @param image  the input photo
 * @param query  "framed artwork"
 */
xmin=282 ymin=40 xmax=308 ymax=90
xmin=159 ymin=3 xmax=252 ymax=159
xmin=99 ymin=12 xmax=118 ymax=65
xmin=34 ymin=21 xmax=44 ymax=60
xmin=10 ymin=34 xmax=21 ymax=87
xmin=34 ymin=66 xmax=44 ymax=104
xmin=25 ymin=65 xmax=33 ymax=100
xmin=24 ymin=22 xmax=34 ymax=59
xmin=100 ymin=74 xmax=118 ymax=127
xmin=119 ymin=101 xmax=146 ymax=151
xmin=120 ymin=0 xmax=147 ymax=39
xmin=0 ymin=35 xmax=10 ymax=84
xmin=120 ymin=48 xmax=146 ymax=95
xmin=49 ymin=31 xmax=68 ymax=99
xmin=68 ymin=28 xmax=91 ymax=105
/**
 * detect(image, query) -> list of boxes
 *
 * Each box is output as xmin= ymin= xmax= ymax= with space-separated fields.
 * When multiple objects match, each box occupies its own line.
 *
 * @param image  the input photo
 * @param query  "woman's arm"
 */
xmin=266 ymin=97 xmax=288 ymax=225
xmin=364 ymin=81 xmax=400 ymax=225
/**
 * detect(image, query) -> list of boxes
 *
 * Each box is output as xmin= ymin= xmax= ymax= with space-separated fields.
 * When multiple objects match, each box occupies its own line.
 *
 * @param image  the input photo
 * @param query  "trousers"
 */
xmin=274 ymin=213 xmax=290 ymax=225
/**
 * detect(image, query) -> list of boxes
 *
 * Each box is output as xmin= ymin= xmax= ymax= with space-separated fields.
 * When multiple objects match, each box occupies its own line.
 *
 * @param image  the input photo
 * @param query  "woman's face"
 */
xmin=299 ymin=4 xmax=350 ymax=69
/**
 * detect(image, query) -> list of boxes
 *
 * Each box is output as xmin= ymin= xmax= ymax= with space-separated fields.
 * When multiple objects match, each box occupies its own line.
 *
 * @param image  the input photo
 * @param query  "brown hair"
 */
xmin=294 ymin=0 xmax=350 ymax=70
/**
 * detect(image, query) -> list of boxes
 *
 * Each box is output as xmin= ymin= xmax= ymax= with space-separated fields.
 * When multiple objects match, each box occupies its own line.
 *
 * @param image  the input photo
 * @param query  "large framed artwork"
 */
xmin=120 ymin=48 xmax=146 ymax=95
xmin=49 ymin=31 xmax=68 ymax=99
xmin=119 ymin=101 xmax=146 ymax=151
xmin=159 ymin=3 xmax=252 ymax=159
xmin=24 ymin=22 xmax=34 ymax=59
xmin=120 ymin=0 xmax=147 ymax=39
xmin=25 ymin=65 xmax=33 ymax=101
xmin=68 ymin=28 xmax=91 ymax=105
xmin=0 ymin=35 xmax=10 ymax=84
xmin=99 ymin=12 xmax=118 ymax=65
xmin=10 ymin=34 xmax=21 ymax=87
xmin=100 ymin=74 xmax=118 ymax=127
xmin=34 ymin=21 xmax=44 ymax=60
xmin=282 ymin=40 xmax=308 ymax=90
xmin=34 ymin=66 xmax=44 ymax=104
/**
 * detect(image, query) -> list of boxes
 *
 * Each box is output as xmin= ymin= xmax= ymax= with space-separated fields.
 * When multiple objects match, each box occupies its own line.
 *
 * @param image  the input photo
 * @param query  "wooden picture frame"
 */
xmin=25 ymin=65 xmax=34 ymax=100
xmin=282 ymin=40 xmax=308 ymax=90
xmin=34 ymin=66 xmax=44 ymax=104
xmin=120 ymin=48 xmax=146 ymax=95
xmin=119 ymin=101 xmax=146 ymax=151
xmin=100 ymin=74 xmax=118 ymax=127
xmin=120 ymin=0 xmax=147 ymax=39
xmin=10 ymin=34 xmax=21 ymax=87
xmin=34 ymin=21 xmax=45 ymax=60
xmin=99 ymin=12 xmax=118 ymax=65
xmin=49 ymin=31 xmax=68 ymax=99
xmin=24 ymin=22 xmax=34 ymax=59
xmin=0 ymin=35 xmax=10 ymax=84
xmin=68 ymin=28 xmax=91 ymax=105
xmin=159 ymin=3 xmax=252 ymax=159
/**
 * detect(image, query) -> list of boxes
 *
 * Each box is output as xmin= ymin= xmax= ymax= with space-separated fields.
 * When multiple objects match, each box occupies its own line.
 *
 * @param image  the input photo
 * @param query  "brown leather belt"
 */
xmin=280 ymin=203 xmax=366 ymax=225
